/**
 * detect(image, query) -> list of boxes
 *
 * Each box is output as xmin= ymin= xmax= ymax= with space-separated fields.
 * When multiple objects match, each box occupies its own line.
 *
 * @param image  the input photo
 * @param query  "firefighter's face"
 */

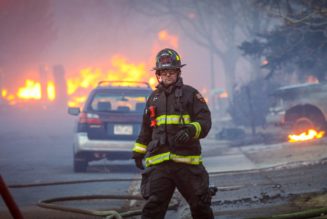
xmin=158 ymin=69 xmax=179 ymax=86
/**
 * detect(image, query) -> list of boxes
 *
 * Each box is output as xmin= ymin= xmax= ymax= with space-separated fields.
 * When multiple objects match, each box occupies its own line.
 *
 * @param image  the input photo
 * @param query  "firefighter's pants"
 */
xmin=140 ymin=161 xmax=214 ymax=219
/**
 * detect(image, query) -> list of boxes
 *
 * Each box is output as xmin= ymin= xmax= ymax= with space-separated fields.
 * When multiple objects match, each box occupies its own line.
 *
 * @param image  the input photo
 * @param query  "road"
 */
xmin=0 ymin=107 xmax=327 ymax=219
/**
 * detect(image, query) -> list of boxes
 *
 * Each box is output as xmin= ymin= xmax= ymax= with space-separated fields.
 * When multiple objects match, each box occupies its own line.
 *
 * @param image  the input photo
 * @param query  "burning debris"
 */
xmin=288 ymin=129 xmax=325 ymax=143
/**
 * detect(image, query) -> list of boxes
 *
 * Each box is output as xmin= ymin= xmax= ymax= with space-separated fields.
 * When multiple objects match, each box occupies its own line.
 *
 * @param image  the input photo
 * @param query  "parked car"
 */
xmin=266 ymin=82 xmax=327 ymax=134
xmin=68 ymin=81 xmax=152 ymax=172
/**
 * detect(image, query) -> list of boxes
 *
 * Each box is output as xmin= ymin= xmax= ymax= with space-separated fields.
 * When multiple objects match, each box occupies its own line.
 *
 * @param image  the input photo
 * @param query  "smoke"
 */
xmin=46 ymin=0 xmax=218 ymax=92
xmin=1 ymin=0 xmax=266 ymax=111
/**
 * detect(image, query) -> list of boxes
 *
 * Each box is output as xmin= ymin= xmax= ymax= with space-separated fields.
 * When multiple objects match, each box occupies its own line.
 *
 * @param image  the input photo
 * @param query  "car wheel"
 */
xmin=74 ymin=156 xmax=88 ymax=172
xmin=290 ymin=114 xmax=325 ymax=134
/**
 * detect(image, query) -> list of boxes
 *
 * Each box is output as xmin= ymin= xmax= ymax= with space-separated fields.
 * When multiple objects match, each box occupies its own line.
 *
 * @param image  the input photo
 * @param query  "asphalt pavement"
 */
xmin=201 ymin=137 xmax=327 ymax=219
xmin=1 ymin=108 xmax=327 ymax=219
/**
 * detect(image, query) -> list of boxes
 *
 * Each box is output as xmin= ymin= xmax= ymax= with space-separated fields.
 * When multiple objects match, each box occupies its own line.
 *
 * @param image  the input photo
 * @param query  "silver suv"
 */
xmin=68 ymin=81 xmax=152 ymax=172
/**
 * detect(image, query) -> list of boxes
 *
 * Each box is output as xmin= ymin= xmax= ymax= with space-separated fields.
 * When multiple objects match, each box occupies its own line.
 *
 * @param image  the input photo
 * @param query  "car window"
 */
xmin=91 ymin=91 xmax=148 ymax=112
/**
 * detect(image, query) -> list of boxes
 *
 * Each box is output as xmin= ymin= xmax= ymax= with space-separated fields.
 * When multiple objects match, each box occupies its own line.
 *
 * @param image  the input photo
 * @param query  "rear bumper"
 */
xmin=73 ymin=133 xmax=134 ymax=153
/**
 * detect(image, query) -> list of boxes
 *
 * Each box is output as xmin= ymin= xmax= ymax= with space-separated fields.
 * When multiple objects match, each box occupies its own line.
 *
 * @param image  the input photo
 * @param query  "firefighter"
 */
xmin=132 ymin=48 xmax=214 ymax=219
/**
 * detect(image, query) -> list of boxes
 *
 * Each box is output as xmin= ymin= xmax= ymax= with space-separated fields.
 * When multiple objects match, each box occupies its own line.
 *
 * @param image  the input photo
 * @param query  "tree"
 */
xmin=236 ymin=0 xmax=276 ymax=81
xmin=239 ymin=0 xmax=327 ymax=82
xmin=131 ymin=0 xmax=250 ymax=100
xmin=130 ymin=0 xmax=279 ymax=132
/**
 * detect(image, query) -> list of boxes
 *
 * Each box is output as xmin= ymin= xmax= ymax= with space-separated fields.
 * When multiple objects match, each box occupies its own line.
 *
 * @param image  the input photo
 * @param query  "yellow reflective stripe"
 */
xmin=156 ymin=115 xmax=166 ymax=126
xmin=133 ymin=142 xmax=147 ymax=154
xmin=145 ymin=152 xmax=170 ymax=166
xmin=190 ymin=122 xmax=201 ymax=139
xmin=170 ymin=154 xmax=202 ymax=165
xmin=166 ymin=115 xmax=190 ymax=124
xmin=145 ymin=152 xmax=202 ymax=167
xmin=156 ymin=114 xmax=191 ymax=126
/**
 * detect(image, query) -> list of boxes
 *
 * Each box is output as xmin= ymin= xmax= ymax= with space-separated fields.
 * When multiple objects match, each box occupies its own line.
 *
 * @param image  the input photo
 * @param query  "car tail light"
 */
xmin=79 ymin=112 xmax=102 ymax=125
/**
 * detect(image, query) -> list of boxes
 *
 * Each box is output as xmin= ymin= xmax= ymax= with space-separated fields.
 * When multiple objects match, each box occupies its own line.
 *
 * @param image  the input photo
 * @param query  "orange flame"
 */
xmin=262 ymin=59 xmax=269 ymax=65
xmin=2 ymin=29 xmax=180 ymax=108
xmin=2 ymin=89 xmax=7 ymax=97
xmin=2 ymin=79 xmax=56 ymax=104
xmin=17 ymin=80 xmax=41 ymax=100
xmin=219 ymin=91 xmax=228 ymax=98
xmin=1 ymin=55 xmax=157 ymax=107
xmin=306 ymin=75 xmax=319 ymax=84
xmin=288 ymin=129 xmax=325 ymax=142
xmin=67 ymin=55 xmax=157 ymax=107
xmin=1 ymin=89 xmax=16 ymax=105
xmin=158 ymin=30 xmax=178 ymax=49
xmin=47 ymin=81 xmax=56 ymax=101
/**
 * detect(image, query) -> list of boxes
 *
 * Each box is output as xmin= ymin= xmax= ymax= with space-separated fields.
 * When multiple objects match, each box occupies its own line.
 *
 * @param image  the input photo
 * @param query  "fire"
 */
xmin=2 ymin=29 xmax=180 ymax=108
xmin=2 ymin=79 xmax=56 ymax=104
xmin=17 ymin=80 xmax=41 ymax=100
xmin=158 ymin=30 xmax=178 ymax=49
xmin=1 ymin=89 xmax=16 ymax=105
xmin=261 ymin=59 xmax=269 ymax=65
xmin=1 ymin=56 xmax=157 ymax=107
xmin=47 ymin=81 xmax=56 ymax=101
xmin=288 ymin=129 xmax=325 ymax=142
xmin=306 ymin=75 xmax=319 ymax=84
xmin=219 ymin=91 xmax=228 ymax=98
xmin=2 ymin=89 xmax=7 ymax=97
xmin=66 ymin=55 xmax=156 ymax=107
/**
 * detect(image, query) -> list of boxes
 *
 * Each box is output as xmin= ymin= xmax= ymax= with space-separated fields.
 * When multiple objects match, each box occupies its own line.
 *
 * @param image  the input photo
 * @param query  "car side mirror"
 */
xmin=68 ymin=107 xmax=80 ymax=116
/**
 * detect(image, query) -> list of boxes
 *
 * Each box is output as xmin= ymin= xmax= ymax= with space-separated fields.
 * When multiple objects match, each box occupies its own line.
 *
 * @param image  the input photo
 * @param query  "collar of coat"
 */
xmin=156 ymin=77 xmax=183 ymax=94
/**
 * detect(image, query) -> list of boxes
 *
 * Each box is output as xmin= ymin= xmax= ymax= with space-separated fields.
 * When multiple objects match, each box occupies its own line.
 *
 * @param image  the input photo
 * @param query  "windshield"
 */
xmin=90 ymin=91 xmax=148 ymax=113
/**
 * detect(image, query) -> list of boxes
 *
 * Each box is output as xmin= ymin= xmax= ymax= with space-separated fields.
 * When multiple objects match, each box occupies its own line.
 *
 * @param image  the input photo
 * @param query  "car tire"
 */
xmin=74 ymin=156 xmax=88 ymax=172
xmin=290 ymin=113 xmax=325 ymax=134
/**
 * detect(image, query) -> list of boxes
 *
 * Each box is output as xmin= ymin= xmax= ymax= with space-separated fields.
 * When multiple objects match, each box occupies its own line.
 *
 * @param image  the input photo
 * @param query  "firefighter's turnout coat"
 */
xmin=133 ymin=78 xmax=211 ymax=167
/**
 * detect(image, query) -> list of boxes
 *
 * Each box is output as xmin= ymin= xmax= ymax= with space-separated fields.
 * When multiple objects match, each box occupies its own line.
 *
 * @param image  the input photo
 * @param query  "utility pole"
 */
xmin=0 ymin=68 xmax=3 ymax=105
xmin=209 ymin=49 xmax=216 ymax=113
xmin=39 ymin=64 xmax=49 ymax=104
xmin=245 ymin=86 xmax=256 ymax=136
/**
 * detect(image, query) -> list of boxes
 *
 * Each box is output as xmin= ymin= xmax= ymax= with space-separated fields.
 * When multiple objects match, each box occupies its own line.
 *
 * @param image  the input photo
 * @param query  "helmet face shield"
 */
xmin=153 ymin=48 xmax=186 ymax=71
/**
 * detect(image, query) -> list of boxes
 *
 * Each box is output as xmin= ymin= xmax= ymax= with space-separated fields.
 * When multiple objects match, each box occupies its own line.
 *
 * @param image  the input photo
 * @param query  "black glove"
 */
xmin=174 ymin=125 xmax=196 ymax=145
xmin=134 ymin=158 xmax=145 ymax=170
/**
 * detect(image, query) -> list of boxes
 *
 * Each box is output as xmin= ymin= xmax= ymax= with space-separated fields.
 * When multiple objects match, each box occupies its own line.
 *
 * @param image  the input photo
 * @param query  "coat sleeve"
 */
xmin=132 ymin=93 xmax=153 ymax=158
xmin=190 ymin=89 xmax=212 ymax=139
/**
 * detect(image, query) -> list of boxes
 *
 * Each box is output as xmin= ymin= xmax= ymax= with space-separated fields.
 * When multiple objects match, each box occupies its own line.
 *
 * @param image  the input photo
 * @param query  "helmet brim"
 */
xmin=152 ymin=64 xmax=186 ymax=71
